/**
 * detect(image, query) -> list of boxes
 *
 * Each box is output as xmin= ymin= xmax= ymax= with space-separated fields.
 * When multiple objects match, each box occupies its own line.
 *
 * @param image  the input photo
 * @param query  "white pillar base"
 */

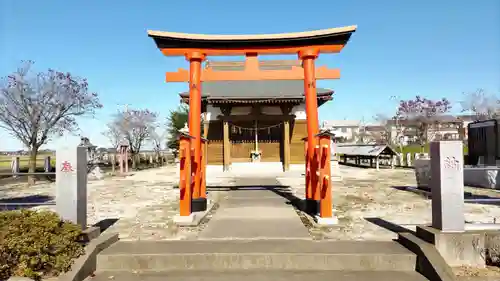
xmin=315 ymin=215 xmax=339 ymax=226
xmin=173 ymin=213 xmax=196 ymax=226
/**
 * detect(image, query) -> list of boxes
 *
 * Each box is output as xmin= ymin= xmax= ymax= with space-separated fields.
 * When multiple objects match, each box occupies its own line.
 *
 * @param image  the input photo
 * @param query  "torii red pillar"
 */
xmin=299 ymin=49 xmax=321 ymax=214
xmin=186 ymin=52 xmax=207 ymax=212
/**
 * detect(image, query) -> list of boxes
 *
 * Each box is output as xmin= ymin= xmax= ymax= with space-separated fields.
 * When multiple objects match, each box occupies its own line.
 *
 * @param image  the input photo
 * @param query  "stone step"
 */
xmin=97 ymin=240 xmax=417 ymax=272
xmin=88 ymin=270 xmax=429 ymax=281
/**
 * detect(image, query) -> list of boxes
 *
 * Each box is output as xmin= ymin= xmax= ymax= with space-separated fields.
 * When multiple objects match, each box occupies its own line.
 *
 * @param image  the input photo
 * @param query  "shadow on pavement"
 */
xmin=207 ymin=184 xmax=312 ymax=214
xmin=0 ymin=194 xmax=55 ymax=211
xmin=364 ymin=217 xmax=417 ymax=236
xmin=92 ymin=218 xmax=120 ymax=233
xmin=391 ymin=185 xmax=500 ymax=206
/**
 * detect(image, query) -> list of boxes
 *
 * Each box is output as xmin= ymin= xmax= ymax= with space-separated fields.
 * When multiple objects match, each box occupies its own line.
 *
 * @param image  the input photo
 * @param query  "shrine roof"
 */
xmin=179 ymin=80 xmax=333 ymax=104
xmin=148 ymin=26 xmax=357 ymax=55
xmin=336 ymin=144 xmax=398 ymax=157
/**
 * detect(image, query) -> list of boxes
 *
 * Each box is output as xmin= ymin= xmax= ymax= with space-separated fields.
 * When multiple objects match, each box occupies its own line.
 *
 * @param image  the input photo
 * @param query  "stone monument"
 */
xmin=56 ymin=145 xmax=88 ymax=229
xmin=430 ymin=141 xmax=465 ymax=232
xmin=79 ymin=137 xmax=104 ymax=180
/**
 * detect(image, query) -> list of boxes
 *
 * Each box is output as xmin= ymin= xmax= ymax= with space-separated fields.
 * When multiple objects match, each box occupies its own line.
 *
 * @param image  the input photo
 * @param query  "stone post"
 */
xmin=124 ymin=149 xmax=129 ymax=173
xmin=375 ymin=156 xmax=380 ymax=170
xmin=119 ymin=147 xmax=124 ymax=174
xmin=56 ymin=146 xmax=88 ymax=230
xmin=11 ymin=156 xmax=20 ymax=178
xmin=44 ymin=156 xmax=52 ymax=172
xmin=397 ymin=153 xmax=403 ymax=166
xmin=406 ymin=153 xmax=412 ymax=166
xmin=391 ymin=156 xmax=395 ymax=169
xmin=111 ymin=153 xmax=116 ymax=173
xmin=430 ymin=141 xmax=465 ymax=232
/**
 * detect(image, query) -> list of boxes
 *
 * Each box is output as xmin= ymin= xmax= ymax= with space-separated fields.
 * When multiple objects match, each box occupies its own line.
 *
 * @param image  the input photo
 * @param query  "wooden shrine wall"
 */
xmin=290 ymin=120 xmax=307 ymax=164
xmin=206 ymin=121 xmax=224 ymax=165
xmin=206 ymin=119 xmax=307 ymax=165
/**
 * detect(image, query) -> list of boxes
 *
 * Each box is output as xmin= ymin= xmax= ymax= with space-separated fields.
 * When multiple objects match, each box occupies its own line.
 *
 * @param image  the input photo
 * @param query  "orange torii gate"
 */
xmin=148 ymin=26 xmax=357 ymax=224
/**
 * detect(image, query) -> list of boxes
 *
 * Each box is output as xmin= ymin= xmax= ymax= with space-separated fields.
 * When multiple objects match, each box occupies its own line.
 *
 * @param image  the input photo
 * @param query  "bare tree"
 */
xmin=102 ymin=123 xmax=122 ymax=149
xmin=373 ymin=114 xmax=393 ymax=143
xmin=108 ymin=108 xmax=158 ymax=169
xmin=460 ymin=88 xmax=500 ymax=121
xmin=102 ymin=123 xmax=122 ymax=171
xmin=0 ymin=61 xmax=101 ymax=183
xmin=351 ymin=118 xmax=373 ymax=144
xmin=374 ymin=113 xmax=407 ymax=151
xmin=150 ymin=127 xmax=166 ymax=160
xmin=396 ymin=96 xmax=452 ymax=150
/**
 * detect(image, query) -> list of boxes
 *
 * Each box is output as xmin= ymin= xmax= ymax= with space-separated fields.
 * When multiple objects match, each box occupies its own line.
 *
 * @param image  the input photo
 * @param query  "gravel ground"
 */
xmin=277 ymin=165 xmax=500 ymax=241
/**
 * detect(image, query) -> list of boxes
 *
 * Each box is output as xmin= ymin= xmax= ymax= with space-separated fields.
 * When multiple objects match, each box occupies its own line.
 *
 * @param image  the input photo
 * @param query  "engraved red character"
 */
xmin=61 ymin=161 xmax=74 ymax=172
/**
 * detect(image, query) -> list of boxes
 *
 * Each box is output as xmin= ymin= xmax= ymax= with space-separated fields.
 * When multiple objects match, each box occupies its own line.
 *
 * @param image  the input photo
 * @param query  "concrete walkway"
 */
xmin=199 ymin=177 xmax=310 ymax=240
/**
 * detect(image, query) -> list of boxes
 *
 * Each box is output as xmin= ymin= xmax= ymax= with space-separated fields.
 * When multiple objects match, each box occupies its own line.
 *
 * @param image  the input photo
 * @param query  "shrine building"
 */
xmin=179 ymin=60 xmax=333 ymax=172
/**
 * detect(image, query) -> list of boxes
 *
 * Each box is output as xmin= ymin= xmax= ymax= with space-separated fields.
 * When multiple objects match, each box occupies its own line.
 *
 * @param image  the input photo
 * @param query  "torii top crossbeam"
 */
xmin=147 ymin=26 xmax=357 ymax=82
xmin=148 ymin=25 xmax=357 ymax=56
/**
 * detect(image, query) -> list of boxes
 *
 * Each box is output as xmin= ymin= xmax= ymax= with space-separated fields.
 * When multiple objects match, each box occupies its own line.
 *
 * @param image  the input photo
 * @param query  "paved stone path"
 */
xmin=199 ymin=177 xmax=310 ymax=240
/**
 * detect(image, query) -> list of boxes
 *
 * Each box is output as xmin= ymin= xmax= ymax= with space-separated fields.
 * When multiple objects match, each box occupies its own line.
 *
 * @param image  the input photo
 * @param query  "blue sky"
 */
xmin=1 ymin=0 xmax=499 ymax=150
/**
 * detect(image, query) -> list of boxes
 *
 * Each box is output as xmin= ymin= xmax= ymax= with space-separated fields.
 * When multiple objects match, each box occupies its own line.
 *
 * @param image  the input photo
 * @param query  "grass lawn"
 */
xmin=394 ymin=144 xmax=468 ymax=163
xmin=0 ymin=154 xmax=55 ymax=170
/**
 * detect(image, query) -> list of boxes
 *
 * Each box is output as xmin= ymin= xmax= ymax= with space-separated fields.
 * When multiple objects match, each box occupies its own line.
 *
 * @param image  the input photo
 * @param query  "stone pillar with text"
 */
xmin=430 ymin=141 xmax=465 ymax=232
xmin=56 ymin=145 xmax=88 ymax=230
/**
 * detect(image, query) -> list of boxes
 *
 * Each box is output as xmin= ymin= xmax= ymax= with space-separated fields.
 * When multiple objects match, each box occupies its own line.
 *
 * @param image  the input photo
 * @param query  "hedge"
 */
xmin=0 ymin=210 xmax=85 ymax=280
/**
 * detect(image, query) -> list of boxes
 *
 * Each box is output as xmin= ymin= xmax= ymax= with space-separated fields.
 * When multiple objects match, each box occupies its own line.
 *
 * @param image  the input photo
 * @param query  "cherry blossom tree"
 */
xmin=396 ymin=95 xmax=452 ymax=148
xmin=0 ymin=61 xmax=101 ymax=183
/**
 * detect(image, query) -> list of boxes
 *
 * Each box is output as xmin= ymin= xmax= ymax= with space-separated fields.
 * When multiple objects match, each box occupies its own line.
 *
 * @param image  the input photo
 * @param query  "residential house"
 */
xmin=321 ymin=120 xmax=361 ymax=142
xmin=322 ymin=114 xmax=476 ymax=145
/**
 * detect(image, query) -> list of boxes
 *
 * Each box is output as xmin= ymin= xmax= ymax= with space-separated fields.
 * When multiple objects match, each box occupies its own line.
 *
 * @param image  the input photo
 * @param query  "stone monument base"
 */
xmin=416 ymin=225 xmax=488 ymax=267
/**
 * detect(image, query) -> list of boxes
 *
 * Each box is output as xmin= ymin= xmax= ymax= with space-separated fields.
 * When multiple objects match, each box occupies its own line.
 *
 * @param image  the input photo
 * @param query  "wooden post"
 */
xmin=187 ymin=52 xmax=204 ymax=200
xmin=283 ymin=120 xmax=290 ymax=171
xmin=223 ymin=121 xmax=230 ymax=171
xmin=44 ymin=156 xmax=52 ymax=173
xmin=178 ymin=133 xmax=193 ymax=216
xmin=299 ymin=49 xmax=321 ymax=206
